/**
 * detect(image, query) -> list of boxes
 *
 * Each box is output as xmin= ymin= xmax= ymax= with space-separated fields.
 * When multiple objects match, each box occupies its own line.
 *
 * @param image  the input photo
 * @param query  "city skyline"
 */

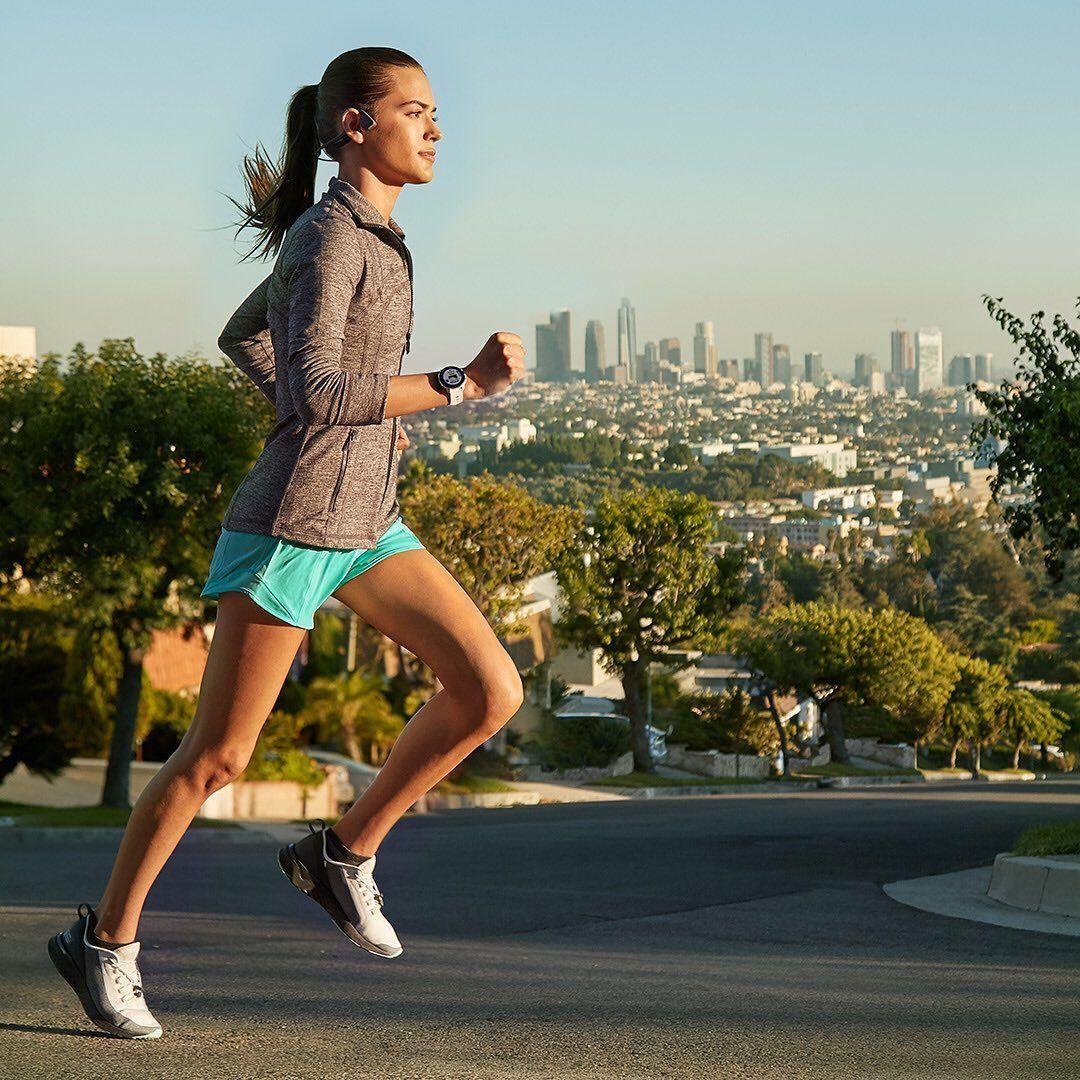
xmin=531 ymin=298 xmax=996 ymax=382
xmin=4 ymin=4 xmax=1077 ymax=371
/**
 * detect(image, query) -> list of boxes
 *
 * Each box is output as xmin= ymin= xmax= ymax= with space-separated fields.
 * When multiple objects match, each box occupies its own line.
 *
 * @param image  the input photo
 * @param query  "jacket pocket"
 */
xmin=330 ymin=429 xmax=356 ymax=513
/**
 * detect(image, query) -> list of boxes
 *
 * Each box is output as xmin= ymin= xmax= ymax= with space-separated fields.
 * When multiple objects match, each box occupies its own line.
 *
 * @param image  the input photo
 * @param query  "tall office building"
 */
xmin=772 ymin=343 xmax=791 ymax=385
xmin=804 ymin=352 xmax=824 ymax=386
xmin=914 ymin=327 xmax=944 ymax=393
xmin=534 ymin=322 xmax=557 ymax=382
xmin=659 ymin=337 xmax=681 ymax=367
xmin=643 ymin=341 xmax=661 ymax=383
xmin=975 ymin=353 xmax=993 ymax=382
xmin=534 ymin=310 xmax=571 ymax=382
xmin=720 ymin=358 xmax=740 ymax=379
xmin=948 ymin=353 xmax=974 ymax=386
xmin=854 ymin=352 xmax=880 ymax=386
xmin=693 ymin=321 xmax=715 ymax=375
xmin=744 ymin=357 xmax=761 ymax=383
xmin=755 ymin=332 xmax=774 ymax=386
xmin=584 ymin=320 xmax=605 ymax=384
xmin=891 ymin=329 xmax=914 ymax=375
xmin=617 ymin=297 xmax=638 ymax=383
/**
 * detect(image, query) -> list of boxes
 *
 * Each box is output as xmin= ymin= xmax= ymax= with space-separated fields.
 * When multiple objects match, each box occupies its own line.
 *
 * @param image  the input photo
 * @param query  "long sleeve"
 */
xmin=284 ymin=217 xmax=390 ymax=426
xmin=218 ymin=276 xmax=276 ymax=406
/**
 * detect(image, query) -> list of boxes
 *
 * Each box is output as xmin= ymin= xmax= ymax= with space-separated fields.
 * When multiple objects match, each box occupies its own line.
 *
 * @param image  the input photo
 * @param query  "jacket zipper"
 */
xmin=383 ymin=416 xmax=399 ymax=500
xmin=330 ymin=428 xmax=355 ymax=513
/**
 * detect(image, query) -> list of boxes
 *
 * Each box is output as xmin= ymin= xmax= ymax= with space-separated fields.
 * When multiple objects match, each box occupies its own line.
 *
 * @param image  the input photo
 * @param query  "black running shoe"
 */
xmin=277 ymin=820 xmax=403 ymax=958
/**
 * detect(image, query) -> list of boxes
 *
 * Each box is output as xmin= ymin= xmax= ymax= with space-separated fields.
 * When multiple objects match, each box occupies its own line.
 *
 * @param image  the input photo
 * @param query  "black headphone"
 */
xmin=318 ymin=107 xmax=377 ymax=162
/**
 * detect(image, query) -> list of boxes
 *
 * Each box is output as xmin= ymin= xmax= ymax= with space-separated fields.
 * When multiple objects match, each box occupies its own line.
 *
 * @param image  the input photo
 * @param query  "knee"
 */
xmin=179 ymin=746 xmax=251 ymax=794
xmin=470 ymin=665 xmax=524 ymax=740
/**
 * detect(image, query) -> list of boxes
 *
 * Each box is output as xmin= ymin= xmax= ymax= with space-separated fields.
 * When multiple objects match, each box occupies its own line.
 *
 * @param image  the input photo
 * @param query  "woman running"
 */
xmin=48 ymin=46 xmax=527 ymax=1040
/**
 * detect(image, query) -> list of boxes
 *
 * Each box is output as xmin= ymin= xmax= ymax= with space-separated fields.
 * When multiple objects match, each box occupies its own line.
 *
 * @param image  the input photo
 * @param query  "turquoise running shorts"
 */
xmin=199 ymin=515 xmax=426 ymax=629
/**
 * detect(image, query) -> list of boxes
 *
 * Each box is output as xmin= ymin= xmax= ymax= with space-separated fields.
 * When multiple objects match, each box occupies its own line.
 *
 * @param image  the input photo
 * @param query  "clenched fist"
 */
xmin=396 ymin=424 xmax=410 ymax=452
xmin=464 ymin=332 xmax=527 ymax=399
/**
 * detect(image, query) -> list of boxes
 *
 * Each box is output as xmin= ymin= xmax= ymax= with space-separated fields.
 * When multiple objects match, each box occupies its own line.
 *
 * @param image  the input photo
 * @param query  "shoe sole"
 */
xmin=277 ymin=844 xmax=402 ymax=958
xmin=47 ymin=934 xmax=162 ymax=1040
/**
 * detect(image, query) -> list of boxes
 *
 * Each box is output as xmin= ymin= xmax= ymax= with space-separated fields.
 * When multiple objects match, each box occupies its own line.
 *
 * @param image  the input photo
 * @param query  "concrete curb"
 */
xmin=987 ymin=853 xmax=1080 ymax=917
xmin=884 ymin=863 xmax=1080 ymax=938
xmin=583 ymin=780 xmax=820 ymax=799
xmin=420 ymin=790 xmax=542 ymax=810
xmin=815 ymin=774 xmax=926 ymax=788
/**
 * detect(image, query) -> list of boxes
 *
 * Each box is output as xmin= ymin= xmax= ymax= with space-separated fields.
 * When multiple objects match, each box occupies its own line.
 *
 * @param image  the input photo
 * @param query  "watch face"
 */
xmin=440 ymin=366 xmax=466 ymax=388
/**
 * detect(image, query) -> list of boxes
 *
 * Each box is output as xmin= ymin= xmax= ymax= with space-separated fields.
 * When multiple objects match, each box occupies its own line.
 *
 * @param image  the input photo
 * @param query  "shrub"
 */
xmin=524 ymin=712 xmax=631 ymax=770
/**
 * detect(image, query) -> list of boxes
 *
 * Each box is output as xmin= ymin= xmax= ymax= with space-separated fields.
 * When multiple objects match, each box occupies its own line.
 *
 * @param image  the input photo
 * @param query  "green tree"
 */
xmin=0 ymin=592 xmax=75 ymax=781
xmin=0 ymin=340 xmax=268 ymax=806
xmin=971 ymin=295 xmax=1080 ymax=578
xmin=554 ymin=483 xmax=746 ymax=771
xmin=733 ymin=603 xmax=956 ymax=765
xmin=298 ymin=670 xmax=403 ymax=765
xmin=999 ymin=689 xmax=1068 ymax=770
xmin=400 ymin=463 xmax=580 ymax=639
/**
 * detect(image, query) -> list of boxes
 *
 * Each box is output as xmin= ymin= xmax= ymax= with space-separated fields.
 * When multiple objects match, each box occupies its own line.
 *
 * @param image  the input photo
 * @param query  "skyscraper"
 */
xmin=975 ymin=353 xmax=993 ymax=382
xmin=804 ymin=352 xmax=824 ymax=386
xmin=617 ymin=298 xmax=638 ymax=383
xmin=772 ymin=343 xmax=791 ymax=385
xmin=948 ymin=353 xmax=973 ymax=386
xmin=891 ymin=329 xmax=914 ymax=375
xmin=694 ymin=321 xmax=716 ymax=376
xmin=915 ymin=327 xmax=944 ymax=393
xmin=534 ymin=322 xmax=557 ymax=382
xmin=534 ymin=310 xmax=571 ymax=382
xmin=755 ymin=332 xmax=774 ymax=386
xmin=659 ymin=337 xmax=681 ymax=367
xmin=854 ymin=352 xmax=880 ymax=386
xmin=643 ymin=341 xmax=661 ymax=383
xmin=585 ymin=320 xmax=605 ymax=383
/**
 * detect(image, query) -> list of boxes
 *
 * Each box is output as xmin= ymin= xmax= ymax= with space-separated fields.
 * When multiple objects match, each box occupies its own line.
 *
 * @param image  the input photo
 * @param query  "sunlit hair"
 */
xmin=227 ymin=47 xmax=423 ymax=262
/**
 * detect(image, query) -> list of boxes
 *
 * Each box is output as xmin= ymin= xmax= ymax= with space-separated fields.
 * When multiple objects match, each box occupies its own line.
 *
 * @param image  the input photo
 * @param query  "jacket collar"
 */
xmin=327 ymin=175 xmax=405 ymax=240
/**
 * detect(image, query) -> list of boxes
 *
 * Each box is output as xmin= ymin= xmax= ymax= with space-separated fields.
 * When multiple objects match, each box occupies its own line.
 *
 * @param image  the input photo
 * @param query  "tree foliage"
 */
xmin=971 ymin=295 xmax=1080 ymax=578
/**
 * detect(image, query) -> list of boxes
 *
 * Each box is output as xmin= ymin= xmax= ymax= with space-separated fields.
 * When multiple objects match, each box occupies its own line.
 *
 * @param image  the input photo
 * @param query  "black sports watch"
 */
xmin=430 ymin=365 xmax=467 ymax=405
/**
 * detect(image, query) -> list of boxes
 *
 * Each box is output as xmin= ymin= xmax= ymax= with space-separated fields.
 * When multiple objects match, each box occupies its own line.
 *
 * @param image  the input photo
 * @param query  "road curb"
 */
xmin=584 ymin=780 xmax=820 ymax=798
xmin=0 ymin=825 xmax=267 ymax=844
xmin=987 ymin=853 xmax=1080 ymax=917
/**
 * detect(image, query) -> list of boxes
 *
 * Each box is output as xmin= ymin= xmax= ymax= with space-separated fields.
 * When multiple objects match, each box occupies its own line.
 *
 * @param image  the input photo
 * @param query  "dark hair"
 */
xmin=227 ymin=47 xmax=423 ymax=262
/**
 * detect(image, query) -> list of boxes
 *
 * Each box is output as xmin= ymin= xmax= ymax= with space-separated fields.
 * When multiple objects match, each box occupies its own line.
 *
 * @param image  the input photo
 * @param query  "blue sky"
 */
xmin=3 ymin=1 xmax=1078 ymax=376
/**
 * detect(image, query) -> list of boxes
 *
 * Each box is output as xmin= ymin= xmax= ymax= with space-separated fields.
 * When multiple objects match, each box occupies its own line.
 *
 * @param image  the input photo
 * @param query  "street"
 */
xmin=2 ymin=781 xmax=1079 ymax=1079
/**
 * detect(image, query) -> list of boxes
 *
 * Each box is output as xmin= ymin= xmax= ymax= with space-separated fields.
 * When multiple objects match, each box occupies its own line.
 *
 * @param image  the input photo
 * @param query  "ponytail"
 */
xmin=227 ymin=48 xmax=423 ymax=263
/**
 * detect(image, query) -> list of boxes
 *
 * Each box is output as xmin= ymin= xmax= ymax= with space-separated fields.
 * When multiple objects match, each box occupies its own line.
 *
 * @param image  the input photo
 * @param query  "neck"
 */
xmin=336 ymin=165 xmax=401 ymax=225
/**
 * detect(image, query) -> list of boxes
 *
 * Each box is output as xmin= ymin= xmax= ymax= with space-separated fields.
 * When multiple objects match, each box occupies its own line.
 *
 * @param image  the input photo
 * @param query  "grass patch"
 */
xmin=588 ymin=771 xmax=763 ymax=789
xmin=0 ymin=800 xmax=238 ymax=829
xmin=790 ymin=762 xmax=921 ymax=778
xmin=435 ymin=775 xmax=517 ymax=794
xmin=1012 ymin=820 xmax=1080 ymax=857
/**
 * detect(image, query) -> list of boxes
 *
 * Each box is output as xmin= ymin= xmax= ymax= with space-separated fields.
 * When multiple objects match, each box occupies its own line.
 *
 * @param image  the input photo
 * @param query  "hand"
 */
xmin=464 ymin=332 xmax=526 ymax=399
xmin=396 ymin=423 xmax=410 ymax=452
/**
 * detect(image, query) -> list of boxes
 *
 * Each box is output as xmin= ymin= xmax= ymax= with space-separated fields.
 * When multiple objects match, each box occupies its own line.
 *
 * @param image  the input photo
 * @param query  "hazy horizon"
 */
xmin=4 ymin=2 xmax=1078 ymax=377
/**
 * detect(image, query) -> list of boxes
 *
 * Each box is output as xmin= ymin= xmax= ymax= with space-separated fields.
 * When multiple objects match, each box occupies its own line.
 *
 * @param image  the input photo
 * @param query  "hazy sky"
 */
xmin=3 ymin=1 xmax=1079 ymax=376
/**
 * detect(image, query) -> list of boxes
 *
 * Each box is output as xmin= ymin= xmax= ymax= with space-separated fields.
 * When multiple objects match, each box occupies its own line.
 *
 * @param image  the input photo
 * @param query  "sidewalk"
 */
xmin=883 ymin=862 xmax=1080 ymax=938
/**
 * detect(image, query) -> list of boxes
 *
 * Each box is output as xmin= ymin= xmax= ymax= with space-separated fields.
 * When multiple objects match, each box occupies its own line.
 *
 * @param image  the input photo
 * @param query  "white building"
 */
xmin=0 ymin=326 xmax=38 ymax=374
xmin=915 ymin=327 xmax=944 ymax=393
xmin=757 ymin=441 xmax=858 ymax=478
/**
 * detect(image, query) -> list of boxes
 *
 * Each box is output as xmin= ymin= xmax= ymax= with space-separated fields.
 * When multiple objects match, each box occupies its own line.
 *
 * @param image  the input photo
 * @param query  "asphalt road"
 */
xmin=3 ymin=780 xmax=1079 ymax=1079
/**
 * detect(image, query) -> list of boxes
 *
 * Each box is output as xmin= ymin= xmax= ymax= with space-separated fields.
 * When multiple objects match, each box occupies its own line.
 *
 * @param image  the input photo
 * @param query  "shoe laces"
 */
xmin=343 ymin=864 xmax=385 ymax=912
xmin=104 ymin=954 xmax=145 ymax=1007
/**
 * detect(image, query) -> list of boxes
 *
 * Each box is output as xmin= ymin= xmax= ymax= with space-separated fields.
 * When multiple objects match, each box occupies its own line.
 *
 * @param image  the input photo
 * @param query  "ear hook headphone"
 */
xmin=317 ymin=106 xmax=377 ymax=162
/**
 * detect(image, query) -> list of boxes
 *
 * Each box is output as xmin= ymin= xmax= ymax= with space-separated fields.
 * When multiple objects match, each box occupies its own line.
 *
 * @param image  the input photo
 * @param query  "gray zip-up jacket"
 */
xmin=217 ymin=175 xmax=414 ymax=549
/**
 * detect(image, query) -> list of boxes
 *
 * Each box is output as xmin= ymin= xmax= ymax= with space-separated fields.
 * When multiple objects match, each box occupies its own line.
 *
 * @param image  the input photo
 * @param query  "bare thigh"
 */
xmin=177 ymin=591 xmax=309 ymax=761
xmin=332 ymin=548 xmax=518 ymax=699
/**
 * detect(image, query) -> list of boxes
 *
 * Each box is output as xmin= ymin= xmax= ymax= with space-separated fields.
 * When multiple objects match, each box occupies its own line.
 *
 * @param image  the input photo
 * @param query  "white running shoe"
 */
xmin=278 ymin=821 xmax=403 ymax=958
xmin=48 ymin=904 xmax=163 ymax=1039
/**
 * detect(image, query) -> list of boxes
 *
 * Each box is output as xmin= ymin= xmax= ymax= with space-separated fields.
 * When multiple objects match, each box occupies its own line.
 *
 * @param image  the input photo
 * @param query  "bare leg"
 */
xmin=93 ymin=593 xmax=307 ymax=943
xmin=330 ymin=548 xmax=523 ymax=855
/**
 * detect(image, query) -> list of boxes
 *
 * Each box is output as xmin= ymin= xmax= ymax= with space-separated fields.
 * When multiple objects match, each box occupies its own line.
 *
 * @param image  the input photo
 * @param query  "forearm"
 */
xmin=382 ymin=371 xmax=484 ymax=419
